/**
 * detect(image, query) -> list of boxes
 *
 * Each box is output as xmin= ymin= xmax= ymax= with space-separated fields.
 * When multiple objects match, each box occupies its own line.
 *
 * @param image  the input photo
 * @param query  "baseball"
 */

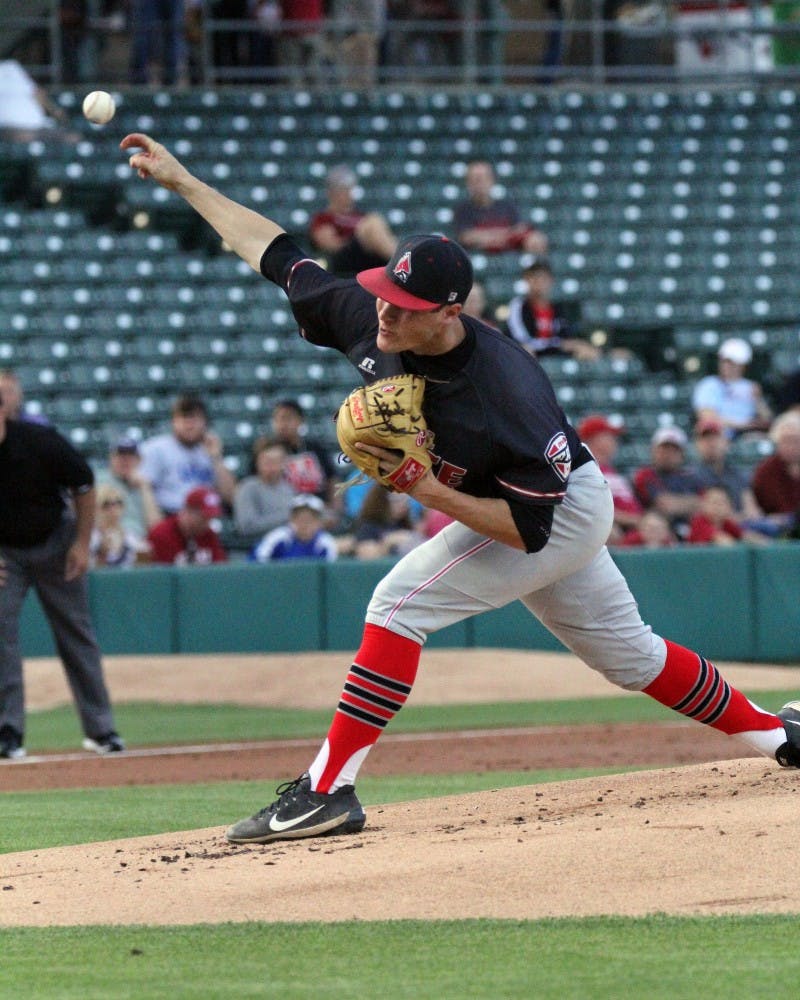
xmin=82 ymin=90 xmax=116 ymax=126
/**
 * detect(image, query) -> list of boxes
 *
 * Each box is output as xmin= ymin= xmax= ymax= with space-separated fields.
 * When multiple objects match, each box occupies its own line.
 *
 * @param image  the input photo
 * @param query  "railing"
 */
xmin=2 ymin=0 xmax=800 ymax=87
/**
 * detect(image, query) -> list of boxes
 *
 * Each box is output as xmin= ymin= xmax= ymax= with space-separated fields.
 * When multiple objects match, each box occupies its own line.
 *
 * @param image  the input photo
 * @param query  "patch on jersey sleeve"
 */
xmin=545 ymin=431 xmax=572 ymax=482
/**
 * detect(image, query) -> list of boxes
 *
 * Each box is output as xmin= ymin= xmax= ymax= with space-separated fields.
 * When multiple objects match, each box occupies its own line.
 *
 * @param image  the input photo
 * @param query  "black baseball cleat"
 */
xmin=225 ymin=772 xmax=366 ymax=844
xmin=775 ymin=701 xmax=800 ymax=767
xmin=0 ymin=725 xmax=26 ymax=760
xmin=82 ymin=732 xmax=125 ymax=754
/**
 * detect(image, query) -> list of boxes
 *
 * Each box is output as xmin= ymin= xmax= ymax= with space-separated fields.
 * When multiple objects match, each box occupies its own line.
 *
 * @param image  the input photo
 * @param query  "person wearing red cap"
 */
xmin=576 ymin=414 xmax=641 ymax=544
xmin=147 ymin=486 xmax=228 ymax=565
xmin=122 ymin=132 xmax=800 ymax=846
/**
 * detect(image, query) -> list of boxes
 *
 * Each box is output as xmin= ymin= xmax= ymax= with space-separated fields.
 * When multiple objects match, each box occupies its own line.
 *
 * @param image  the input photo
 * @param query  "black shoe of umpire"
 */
xmin=0 ymin=725 xmax=26 ymax=760
xmin=82 ymin=732 xmax=125 ymax=754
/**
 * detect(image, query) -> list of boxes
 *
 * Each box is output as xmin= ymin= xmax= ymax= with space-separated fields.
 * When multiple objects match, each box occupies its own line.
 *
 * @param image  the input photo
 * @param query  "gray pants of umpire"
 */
xmin=0 ymin=515 xmax=117 ymax=741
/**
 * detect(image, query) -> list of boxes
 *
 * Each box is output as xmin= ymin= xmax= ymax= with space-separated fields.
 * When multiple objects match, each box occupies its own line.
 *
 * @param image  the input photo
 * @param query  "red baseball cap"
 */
xmin=357 ymin=234 xmax=473 ymax=311
xmin=577 ymin=415 xmax=622 ymax=440
xmin=184 ymin=486 xmax=222 ymax=518
xmin=694 ymin=416 xmax=724 ymax=436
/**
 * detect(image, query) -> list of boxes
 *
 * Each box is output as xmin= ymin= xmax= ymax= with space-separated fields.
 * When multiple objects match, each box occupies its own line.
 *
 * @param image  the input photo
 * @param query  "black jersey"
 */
xmin=0 ymin=420 xmax=94 ymax=547
xmin=261 ymin=235 xmax=589 ymax=550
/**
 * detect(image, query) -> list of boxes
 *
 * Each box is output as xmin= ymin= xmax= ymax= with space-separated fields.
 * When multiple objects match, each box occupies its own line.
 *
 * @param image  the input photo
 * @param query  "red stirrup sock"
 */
xmin=309 ymin=623 xmax=421 ymax=792
xmin=644 ymin=640 xmax=786 ymax=757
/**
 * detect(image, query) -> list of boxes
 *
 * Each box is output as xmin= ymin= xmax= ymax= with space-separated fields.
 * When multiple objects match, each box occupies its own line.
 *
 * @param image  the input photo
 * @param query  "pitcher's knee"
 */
xmin=577 ymin=633 xmax=667 ymax=692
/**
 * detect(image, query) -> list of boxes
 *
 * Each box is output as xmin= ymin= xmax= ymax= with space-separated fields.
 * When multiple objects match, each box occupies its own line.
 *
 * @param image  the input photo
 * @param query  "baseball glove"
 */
xmin=336 ymin=374 xmax=433 ymax=492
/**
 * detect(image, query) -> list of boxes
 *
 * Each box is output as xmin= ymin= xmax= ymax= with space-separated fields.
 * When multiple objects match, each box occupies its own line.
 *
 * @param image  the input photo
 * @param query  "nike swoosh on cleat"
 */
xmin=268 ymin=804 xmax=326 ymax=832
xmin=782 ymin=718 xmax=800 ymax=727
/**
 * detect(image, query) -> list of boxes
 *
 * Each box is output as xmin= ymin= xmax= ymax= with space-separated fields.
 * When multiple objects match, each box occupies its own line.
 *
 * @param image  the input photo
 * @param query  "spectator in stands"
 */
xmin=577 ymin=415 xmax=642 ymax=544
xmin=0 ymin=369 xmax=47 ymax=424
xmin=632 ymin=426 xmax=705 ymax=540
xmin=503 ymin=259 xmax=598 ymax=361
xmin=690 ymin=416 xmax=763 ymax=523
xmin=385 ymin=0 xmax=459 ymax=78
xmin=252 ymin=494 xmax=338 ymax=562
xmin=309 ymin=164 xmax=398 ymax=278
xmin=452 ymin=160 xmax=548 ymax=255
xmin=691 ymin=338 xmax=772 ymax=439
xmin=208 ymin=0 xmax=249 ymax=75
xmin=59 ymin=1 xmax=89 ymax=83
xmin=774 ymin=367 xmax=800 ymax=415
xmin=346 ymin=484 xmax=424 ymax=560
xmin=541 ymin=0 xmax=566 ymax=84
xmin=418 ymin=507 xmax=454 ymax=539
xmin=94 ymin=436 xmax=162 ymax=541
xmin=686 ymin=485 xmax=766 ymax=547
xmin=330 ymin=1 xmax=386 ymax=87
xmin=90 ymin=483 xmax=150 ymax=568
xmin=462 ymin=279 xmax=499 ymax=328
xmin=233 ymin=437 xmax=296 ymax=537
xmin=750 ymin=410 xmax=800 ymax=532
xmin=276 ymin=0 xmax=327 ymax=85
xmin=0 ymin=59 xmax=73 ymax=142
xmin=148 ymin=486 xmax=228 ymax=565
xmin=258 ymin=398 xmax=338 ymax=502
xmin=129 ymin=0 xmax=186 ymax=86
xmin=140 ymin=393 xmax=237 ymax=516
xmin=619 ymin=509 xmax=676 ymax=548
xmin=249 ymin=0 xmax=280 ymax=69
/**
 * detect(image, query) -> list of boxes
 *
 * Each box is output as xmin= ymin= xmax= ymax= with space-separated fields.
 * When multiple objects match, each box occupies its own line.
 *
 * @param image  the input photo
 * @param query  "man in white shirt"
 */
xmin=139 ymin=393 xmax=237 ymax=515
xmin=692 ymin=338 xmax=772 ymax=438
xmin=0 ymin=60 xmax=70 ymax=141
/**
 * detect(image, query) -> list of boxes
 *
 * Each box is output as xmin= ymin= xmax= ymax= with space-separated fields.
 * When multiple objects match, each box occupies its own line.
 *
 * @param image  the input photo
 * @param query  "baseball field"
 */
xmin=2 ymin=649 xmax=800 ymax=998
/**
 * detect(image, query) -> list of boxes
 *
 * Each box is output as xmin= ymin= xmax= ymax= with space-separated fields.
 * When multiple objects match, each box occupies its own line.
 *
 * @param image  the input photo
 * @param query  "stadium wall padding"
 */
xmin=19 ymin=546 xmax=800 ymax=663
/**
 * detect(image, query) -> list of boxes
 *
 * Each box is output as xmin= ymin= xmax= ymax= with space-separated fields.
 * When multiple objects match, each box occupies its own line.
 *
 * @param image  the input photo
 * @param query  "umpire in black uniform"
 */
xmin=0 ymin=390 xmax=123 ymax=759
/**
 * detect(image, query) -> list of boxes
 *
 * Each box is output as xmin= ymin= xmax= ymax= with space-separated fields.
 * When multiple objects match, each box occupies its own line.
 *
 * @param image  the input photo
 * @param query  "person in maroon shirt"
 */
xmin=619 ymin=509 xmax=676 ymax=548
xmin=148 ymin=486 xmax=228 ymax=565
xmin=751 ymin=411 xmax=800 ymax=531
xmin=687 ymin=485 xmax=743 ymax=545
xmin=309 ymin=164 xmax=397 ymax=278
xmin=453 ymin=160 xmax=548 ymax=255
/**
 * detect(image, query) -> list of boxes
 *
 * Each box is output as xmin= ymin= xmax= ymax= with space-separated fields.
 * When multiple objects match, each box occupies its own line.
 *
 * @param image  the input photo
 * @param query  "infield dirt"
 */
xmin=1 ymin=650 xmax=799 ymax=926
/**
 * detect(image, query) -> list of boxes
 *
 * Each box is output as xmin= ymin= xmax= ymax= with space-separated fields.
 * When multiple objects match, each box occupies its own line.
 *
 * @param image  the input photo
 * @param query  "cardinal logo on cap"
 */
xmin=393 ymin=251 xmax=412 ymax=283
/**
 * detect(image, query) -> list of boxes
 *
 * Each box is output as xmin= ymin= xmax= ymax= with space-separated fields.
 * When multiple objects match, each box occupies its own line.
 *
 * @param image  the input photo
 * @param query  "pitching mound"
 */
xmin=2 ymin=758 xmax=798 ymax=927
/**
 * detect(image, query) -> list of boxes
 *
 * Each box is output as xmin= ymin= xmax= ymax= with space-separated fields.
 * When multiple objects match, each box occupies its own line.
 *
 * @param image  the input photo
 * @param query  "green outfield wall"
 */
xmin=19 ymin=545 xmax=800 ymax=663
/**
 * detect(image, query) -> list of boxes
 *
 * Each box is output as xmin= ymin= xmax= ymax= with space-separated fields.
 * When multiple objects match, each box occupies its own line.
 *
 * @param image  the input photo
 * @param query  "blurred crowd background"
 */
xmin=1 ymin=0 xmax=800 ymax=569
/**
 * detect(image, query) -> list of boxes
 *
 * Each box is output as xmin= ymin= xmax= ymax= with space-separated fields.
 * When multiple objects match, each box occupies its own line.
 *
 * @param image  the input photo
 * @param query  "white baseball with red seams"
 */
xmin=82 ymin=91 xmax=116 ymax=125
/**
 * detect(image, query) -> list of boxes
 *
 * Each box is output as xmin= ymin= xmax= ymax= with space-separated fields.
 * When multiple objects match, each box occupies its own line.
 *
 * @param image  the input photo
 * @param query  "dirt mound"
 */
xmin=2 ymin=758 xmax=797 ymax=927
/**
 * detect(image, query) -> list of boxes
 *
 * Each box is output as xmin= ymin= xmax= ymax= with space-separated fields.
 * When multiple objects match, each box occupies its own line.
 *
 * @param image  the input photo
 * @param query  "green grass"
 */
xmin=22 ymin=688 xmax=798 ymax=752
xmin=1 ymin=769 xmax=637 ymax=854
xmin=2 ymin=916 xmax=799 ymax=999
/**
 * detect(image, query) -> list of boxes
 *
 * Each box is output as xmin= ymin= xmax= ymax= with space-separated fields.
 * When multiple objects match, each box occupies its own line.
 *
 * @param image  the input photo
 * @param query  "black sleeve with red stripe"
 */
xmin=260 ymin=234 xmax=377 ymax=352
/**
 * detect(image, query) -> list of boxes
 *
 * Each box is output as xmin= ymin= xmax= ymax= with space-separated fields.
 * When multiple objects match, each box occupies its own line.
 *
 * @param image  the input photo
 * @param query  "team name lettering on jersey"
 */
xmin=545 ymin=432 xmax=572 ymax=482
xmin=430 ymin=450 xmax=466 ymax=488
